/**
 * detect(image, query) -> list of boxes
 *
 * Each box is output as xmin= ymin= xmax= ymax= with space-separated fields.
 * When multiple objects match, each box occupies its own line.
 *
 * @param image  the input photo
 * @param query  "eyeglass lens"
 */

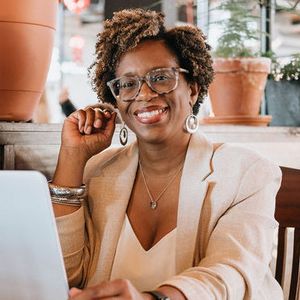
xmin=112 ymin=68 xmax=178 ymax=101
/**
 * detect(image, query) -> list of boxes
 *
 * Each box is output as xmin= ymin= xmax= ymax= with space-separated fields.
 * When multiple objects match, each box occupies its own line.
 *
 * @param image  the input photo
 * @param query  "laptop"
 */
xmin=0 ymin=171 xmax=69 ymax=300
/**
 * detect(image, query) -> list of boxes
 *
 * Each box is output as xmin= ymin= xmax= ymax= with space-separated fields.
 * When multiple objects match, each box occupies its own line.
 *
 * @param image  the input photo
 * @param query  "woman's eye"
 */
xmin=151 ymin=74 xmax=168 ymax=82
xmin=120 ymin=80 xmax=136 ymax=89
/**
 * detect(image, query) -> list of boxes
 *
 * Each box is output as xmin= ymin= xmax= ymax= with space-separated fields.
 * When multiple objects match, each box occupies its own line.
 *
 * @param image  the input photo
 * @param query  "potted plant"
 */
xmin=265 ymin=53 xmax=300 ymax=126
xmin=205 ymin=0 xmax=272 ymax=126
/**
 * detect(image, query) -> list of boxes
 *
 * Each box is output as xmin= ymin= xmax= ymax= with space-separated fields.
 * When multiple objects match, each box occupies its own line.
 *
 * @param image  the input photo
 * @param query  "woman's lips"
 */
xmin=134 ymin=107 xmax=168 ymax=124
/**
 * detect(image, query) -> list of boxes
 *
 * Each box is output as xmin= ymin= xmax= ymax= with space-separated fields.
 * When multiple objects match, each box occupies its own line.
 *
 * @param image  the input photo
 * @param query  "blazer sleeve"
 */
xmin=56 ymin=203 xmax=99 ymax=288
xmin=160 ymin=158 xmax=282 ymax=299
xmin=55 ymin=147 xmax=125 ymax=287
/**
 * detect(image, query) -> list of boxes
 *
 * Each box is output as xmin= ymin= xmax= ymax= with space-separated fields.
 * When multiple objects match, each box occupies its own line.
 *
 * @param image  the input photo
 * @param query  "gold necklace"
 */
xmin=139 ymin=161 xmax=183 ymax=210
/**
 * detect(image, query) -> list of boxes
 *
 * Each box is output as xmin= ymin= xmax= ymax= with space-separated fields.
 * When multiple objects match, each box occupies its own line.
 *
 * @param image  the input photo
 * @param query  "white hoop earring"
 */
xmin=119 ymin=123 xmax=128 ymax=146
xmin=184 ymin=114 xmax=199 ymax=134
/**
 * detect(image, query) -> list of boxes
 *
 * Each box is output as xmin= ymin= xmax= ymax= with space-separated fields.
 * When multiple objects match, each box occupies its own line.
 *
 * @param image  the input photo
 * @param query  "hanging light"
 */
xmin=63 ymin=0 xmax=90 ymax=14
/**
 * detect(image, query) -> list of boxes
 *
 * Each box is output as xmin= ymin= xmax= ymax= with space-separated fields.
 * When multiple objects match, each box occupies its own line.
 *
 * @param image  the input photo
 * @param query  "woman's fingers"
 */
xmin=72 ymin=107 xmax=115 ymax=135
xmin=102 ymin=112 xmax=116 ymax=137
xmin=68 ymin=287 xmax=98 ymax=300
xmin=89 ymin=279 xmax=133 ymax=298
xmin=93 ymin=108 xmax=103 ymax=128
xmin=68 ymin=279 xmax=144 ymax=300
xmin=73 ymin=109 xmax=87 ymax=134
xmin=68 ymin=287 xmax=82 ymax=298
xmin=93 ymin=108 xmax=112 ymax=128
xmin=84 ymin=107 xmax=95 ymax=134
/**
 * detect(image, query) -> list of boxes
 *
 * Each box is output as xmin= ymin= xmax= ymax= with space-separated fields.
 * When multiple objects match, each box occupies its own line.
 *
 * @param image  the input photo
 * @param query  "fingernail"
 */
xmin=94 ymin=119 xmax=102 ymax=128
xmin=104 ymin=111 xmax=111 ymax=117
xmin=85 ymin=126 xmax=92 ymax=134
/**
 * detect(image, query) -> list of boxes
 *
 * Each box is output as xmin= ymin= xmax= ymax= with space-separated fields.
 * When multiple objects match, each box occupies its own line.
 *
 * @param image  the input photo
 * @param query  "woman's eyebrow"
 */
xmin=119 ymin=72 xmax=137 ymax=77
xmin=120 ymin=66 xmax=177 ymax=77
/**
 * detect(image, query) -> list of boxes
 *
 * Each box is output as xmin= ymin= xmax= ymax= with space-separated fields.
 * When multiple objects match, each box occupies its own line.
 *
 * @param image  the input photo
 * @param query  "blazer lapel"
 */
xmin=88 ymin=143 xmax=139 ymax=284
xmin=89 ymin=132 xmax=214 ymax=282
xmin=176 ymin=132 xmax=214 ymax=273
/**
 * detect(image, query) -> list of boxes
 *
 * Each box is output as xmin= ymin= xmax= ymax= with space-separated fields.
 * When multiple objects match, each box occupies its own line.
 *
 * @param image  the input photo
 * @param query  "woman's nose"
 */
xmin=135 ymin=81 xmax=158 ymax=102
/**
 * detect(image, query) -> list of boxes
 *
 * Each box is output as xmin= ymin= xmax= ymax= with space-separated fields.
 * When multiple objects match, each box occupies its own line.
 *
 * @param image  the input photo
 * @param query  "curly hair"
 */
xmin=88 ymin=8 xmax=214 ymax=115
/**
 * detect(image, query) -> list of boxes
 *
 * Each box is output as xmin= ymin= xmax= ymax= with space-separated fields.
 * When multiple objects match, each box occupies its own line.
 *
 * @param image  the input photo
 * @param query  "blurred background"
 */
xmin=44 ymin=0 xmax=300 ymax=122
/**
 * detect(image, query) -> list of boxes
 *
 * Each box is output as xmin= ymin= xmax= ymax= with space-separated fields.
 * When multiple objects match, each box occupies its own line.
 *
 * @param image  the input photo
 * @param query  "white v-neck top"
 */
xmin=110 ymin=214 xmax=177 ymax=291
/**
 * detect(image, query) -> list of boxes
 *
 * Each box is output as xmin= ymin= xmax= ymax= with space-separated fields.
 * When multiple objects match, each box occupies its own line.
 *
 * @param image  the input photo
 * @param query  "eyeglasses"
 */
xmin=106 ymin=67 xmax=189 ymax=102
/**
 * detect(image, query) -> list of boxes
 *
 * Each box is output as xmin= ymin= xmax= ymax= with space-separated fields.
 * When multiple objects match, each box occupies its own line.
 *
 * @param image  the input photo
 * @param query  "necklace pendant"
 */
xmin=150 ymin=200 xmax=157 ymax=210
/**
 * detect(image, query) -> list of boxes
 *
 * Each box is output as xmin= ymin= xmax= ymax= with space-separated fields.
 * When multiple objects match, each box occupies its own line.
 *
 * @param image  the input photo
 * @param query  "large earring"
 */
xmin=119 ymin=123 xmax=128 ymax=146
xmin=184 ymin=114 xmax=199 ymax=134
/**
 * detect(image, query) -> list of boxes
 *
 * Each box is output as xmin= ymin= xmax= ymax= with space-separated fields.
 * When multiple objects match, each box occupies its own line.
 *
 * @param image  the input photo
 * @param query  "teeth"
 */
xmin=137 ymin=108 xmax=165 ymax=119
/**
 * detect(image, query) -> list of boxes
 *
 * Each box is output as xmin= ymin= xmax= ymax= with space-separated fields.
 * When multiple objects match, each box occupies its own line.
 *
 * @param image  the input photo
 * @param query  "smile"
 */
xmin=136 ymin=108 xmax=166 ymax=118
xmin=134 ymin=107 xmax=168 ymax=124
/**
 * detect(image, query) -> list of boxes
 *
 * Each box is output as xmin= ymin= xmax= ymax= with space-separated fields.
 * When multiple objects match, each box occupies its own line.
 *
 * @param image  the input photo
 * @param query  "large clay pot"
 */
xmin=208 ymin=57 xmax=271 ymax=116
xmin=0 ymin=0 xmax=57 ymax=121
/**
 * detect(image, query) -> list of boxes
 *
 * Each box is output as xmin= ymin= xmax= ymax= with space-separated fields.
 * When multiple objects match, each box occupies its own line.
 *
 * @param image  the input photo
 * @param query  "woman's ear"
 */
xmin=188 ymin=81 xmax=200 ymax=106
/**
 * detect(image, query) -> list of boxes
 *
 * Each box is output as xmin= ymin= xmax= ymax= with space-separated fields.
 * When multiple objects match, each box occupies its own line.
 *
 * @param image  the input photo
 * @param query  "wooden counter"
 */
xmin=1 ymin=122 xmax=300 ymax=179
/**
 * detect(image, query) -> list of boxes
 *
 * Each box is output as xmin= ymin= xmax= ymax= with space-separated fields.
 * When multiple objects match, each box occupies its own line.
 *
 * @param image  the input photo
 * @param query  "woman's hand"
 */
xmin=61 ymin=106 xmax=117 ymax=160
xmin=52 ymin=105 xmax=117 ymax=190
xmin=68 ymin=279 xmax=151 ymax=300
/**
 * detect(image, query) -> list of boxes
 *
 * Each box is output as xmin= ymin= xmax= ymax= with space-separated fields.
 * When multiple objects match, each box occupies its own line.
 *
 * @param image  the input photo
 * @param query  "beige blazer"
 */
xmin=56 ymin=132 xmax=283 ymax=300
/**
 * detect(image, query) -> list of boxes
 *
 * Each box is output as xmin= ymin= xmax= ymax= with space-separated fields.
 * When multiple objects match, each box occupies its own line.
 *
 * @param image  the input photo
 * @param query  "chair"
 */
xmin=275 ymin=166 xmax=300 ymax=300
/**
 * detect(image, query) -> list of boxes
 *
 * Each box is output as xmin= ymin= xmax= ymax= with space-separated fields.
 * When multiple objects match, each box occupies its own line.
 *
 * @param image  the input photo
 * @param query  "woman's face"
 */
xmin=115 ymin=40 xmax=198 ymax=144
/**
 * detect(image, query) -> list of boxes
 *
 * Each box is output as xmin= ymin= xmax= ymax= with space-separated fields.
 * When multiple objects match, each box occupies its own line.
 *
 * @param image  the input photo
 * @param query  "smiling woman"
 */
xmin=111 ymin=40 xmax=199 ymax=144
xmin=49 ymin=8 xmax=283 ymax=300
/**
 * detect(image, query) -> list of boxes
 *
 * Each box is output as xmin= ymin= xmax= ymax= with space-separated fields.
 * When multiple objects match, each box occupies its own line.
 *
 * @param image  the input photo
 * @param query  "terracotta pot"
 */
xmin=200 ymin=115 xmax=272 ymax=126
xmin=208 ymin=57 xmax=271 ymax=116
xmin=0 ymin=0 xmax=57 ymax=121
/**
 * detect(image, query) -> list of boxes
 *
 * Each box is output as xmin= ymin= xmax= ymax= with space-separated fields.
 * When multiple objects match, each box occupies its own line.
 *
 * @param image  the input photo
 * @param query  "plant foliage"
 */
xmin=215 ymin=0 xmax=261 ymax=58
xmin=266 ymin=52 xmax=300 ymax=81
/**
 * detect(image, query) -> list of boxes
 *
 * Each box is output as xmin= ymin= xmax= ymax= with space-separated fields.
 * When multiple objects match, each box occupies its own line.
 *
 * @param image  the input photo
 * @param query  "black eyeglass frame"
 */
xmin=106 ymin=67 xmax=189 ymax=102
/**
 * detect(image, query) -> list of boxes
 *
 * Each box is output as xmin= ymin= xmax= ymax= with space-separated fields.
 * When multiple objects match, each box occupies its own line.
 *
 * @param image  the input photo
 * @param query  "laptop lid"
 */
xmin=0 ymin=171 xmax=69 ymax=300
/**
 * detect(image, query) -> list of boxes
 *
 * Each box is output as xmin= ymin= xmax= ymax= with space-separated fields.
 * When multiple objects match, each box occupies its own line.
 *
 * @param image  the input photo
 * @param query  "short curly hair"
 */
xmin=88 ymin=8 xmax=214 ymax=115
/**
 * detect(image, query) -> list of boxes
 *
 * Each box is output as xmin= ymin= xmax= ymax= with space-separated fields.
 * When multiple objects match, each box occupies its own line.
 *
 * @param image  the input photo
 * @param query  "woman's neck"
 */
xmin=137 ymin=133 xmax=191 ymax=176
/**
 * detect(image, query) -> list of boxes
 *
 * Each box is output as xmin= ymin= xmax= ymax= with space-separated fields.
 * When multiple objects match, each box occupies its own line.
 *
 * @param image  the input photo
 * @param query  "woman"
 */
xmin=51 ymin=9 xmax=283 ymax=300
